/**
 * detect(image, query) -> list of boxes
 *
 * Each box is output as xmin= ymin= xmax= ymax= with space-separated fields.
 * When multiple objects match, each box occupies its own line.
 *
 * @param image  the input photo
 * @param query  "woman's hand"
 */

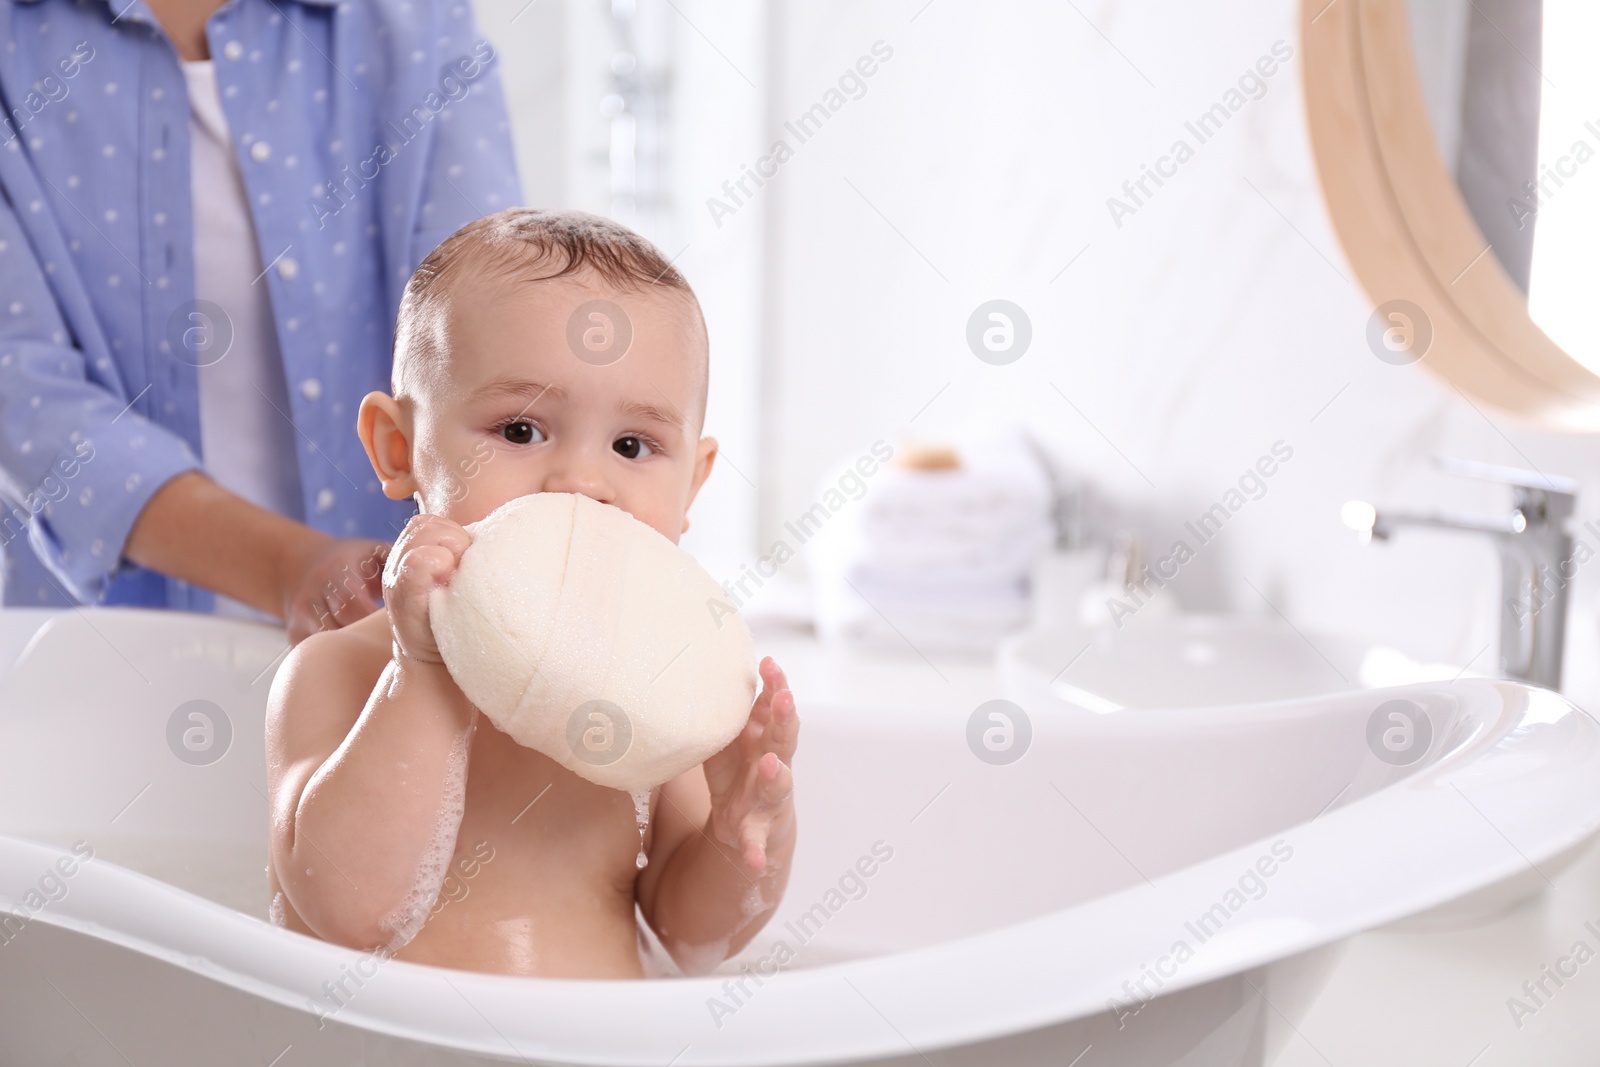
xmin=126 ymin=471 xmax=396 ymax=642
xmin=703 ymin=657 xmax=799 ymax=872
xmin=281 ymin=536 xmax=391 ymax=645
xmin=380 ymin=513 xmax=472 ymax=664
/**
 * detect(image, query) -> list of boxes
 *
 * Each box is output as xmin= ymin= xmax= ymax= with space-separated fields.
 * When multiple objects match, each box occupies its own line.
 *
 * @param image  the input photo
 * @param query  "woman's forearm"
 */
xmin=123 ymin=470 xmax=328 ymax=616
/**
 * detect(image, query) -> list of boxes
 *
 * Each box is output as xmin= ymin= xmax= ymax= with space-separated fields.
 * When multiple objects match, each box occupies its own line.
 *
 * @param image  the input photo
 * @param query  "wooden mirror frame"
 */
xmin=1300 ymin=0 xmax=1600 ymax=430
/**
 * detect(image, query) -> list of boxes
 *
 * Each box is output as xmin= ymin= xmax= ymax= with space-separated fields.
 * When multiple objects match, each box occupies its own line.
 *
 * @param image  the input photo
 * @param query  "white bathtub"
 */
xmin=2 ymin=608 xmax=1598 ymax=1065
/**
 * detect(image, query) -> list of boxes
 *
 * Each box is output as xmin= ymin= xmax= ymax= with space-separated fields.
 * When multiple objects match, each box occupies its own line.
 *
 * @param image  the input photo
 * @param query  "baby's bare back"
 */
xmin=269 ymin=611 xmax=654 ymax=978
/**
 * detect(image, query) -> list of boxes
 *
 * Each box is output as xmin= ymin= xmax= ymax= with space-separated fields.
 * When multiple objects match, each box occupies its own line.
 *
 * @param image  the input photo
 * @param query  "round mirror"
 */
xmin=1301 ymin=0 xmax=1600 ymax=429
xmin=1406 ymin=0 xmax=1599 ymax=373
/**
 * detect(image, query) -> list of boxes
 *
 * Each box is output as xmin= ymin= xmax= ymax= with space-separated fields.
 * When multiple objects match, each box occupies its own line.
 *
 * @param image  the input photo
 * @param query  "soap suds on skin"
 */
xmin=673 ymin=936 xmax=731 ymax=977
xmin=269 ymin=891 xmax=287 ymax=927
xmin=630 ymin=787 xmax=652 ymax=869
xmin=377 ymin=719 xmax=475 ymax=952
xmin=740 ymin=881 xmax=766 ymax=920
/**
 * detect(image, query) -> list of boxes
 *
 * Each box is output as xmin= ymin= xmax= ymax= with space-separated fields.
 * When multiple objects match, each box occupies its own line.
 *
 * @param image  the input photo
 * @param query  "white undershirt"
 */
xmin=183 ymin=59 xmax=305 ymax=618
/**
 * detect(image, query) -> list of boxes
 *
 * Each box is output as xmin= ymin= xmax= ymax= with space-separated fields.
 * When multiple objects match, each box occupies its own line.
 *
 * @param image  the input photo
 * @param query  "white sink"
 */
xmin=1000 ymin=614 xmax=1464 ymax=714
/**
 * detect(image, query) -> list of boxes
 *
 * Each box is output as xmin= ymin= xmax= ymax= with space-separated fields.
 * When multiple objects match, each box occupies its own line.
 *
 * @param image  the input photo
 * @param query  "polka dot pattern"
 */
xmin=0 ymin=0 xmax=521 ymax=609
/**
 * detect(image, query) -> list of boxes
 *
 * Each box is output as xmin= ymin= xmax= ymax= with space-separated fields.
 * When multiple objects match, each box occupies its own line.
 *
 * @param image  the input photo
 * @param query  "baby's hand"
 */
xmin=383 ymin=513 xmax=472 ymax=664
xmin=704 ymin=657 xmax=798 ymax=872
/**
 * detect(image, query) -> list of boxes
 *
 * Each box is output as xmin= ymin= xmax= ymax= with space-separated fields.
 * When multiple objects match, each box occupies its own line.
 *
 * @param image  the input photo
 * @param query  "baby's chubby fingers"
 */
xmin=745 ymin=657 xmax=779 ymax=726
xmin=384 ymin=515 xmax=473 ymax=662
xmin=756 ymin=659 xmax=799 ymax=766
xmin=385 ymin=514 xmax=471 ymax=572
xmin=740 ymin=752 xmax=794 ymax=870
xmin=754 ymin=750 xmax=793 ymax=808
xmin=388 ymin=543 xmax=459 ymax=598
xmin=707 ymin=658 xmax=799 ymax=866
xmin=384 ymin=517 xmax=469 ymax=591
xmin=747 ymin=659 xmax=790 ymax=729
xmin=729 ymin=657 xmax=780 ymax=763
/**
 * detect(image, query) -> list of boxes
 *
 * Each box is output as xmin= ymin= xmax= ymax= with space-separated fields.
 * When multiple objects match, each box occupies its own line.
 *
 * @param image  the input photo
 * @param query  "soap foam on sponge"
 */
xmin=430 ymin=492 xmax=757 ymax=793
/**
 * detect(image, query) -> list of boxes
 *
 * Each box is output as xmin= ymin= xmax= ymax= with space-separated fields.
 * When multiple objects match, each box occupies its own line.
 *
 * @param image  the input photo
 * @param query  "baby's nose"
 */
xmin=540 ymin=459 xmax=615 ymax=504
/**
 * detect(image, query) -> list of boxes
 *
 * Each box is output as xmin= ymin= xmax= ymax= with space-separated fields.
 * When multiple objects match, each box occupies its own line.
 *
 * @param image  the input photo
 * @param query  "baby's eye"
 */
xmin=613 ymin=435 xmax=653 ymax=460
xmin=501 ymin=420 xmax=543 ymax=445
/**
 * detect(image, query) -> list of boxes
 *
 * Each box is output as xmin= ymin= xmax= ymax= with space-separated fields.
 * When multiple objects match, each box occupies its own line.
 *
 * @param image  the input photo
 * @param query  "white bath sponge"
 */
xmin=429 ymin=492 xmax=757 ymax=792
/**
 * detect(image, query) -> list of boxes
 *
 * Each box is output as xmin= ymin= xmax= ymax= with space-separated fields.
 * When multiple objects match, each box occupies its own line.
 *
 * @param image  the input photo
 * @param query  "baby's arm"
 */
xmin=636 ymin=658 xmax=799 ymax=973
xmin=265 ymin=514 xmax=477 ymax=951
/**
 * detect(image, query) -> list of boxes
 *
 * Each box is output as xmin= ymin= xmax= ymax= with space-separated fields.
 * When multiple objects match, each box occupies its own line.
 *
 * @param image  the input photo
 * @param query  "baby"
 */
xmin=264 ymin=208 xmax=799 ymax=979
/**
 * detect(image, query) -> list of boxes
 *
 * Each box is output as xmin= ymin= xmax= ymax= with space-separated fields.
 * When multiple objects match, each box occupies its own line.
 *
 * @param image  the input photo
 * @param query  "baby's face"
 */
xmin=371 ymin=273 xmax=715 ymax=543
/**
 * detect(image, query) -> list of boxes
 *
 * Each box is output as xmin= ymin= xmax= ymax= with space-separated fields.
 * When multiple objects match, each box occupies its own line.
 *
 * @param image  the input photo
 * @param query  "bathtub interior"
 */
xmin=0 ymin=608 xmax=1490 ymax=979
xmin=0 ymin=610 xmax=284 ymax=919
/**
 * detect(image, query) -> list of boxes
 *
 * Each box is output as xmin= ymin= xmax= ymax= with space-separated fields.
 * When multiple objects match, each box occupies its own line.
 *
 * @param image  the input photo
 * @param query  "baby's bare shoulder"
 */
xmin=275 ymin=612 xmax=391 ymax=696
xmin=266 ymin=613 xmax=393 ymax=768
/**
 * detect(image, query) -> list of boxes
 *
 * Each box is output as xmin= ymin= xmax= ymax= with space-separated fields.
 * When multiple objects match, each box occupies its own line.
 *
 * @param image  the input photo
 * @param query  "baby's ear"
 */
xmin=357 ymin=392 xmax=419 ymax=501
xmin=681 ymin=436 xmax=718 ymax=534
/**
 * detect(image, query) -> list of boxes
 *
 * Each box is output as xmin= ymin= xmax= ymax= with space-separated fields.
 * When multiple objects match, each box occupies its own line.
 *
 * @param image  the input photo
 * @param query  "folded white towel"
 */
xmin=847 ymin=523 xmax=1052 ymax=581
xmin=806 ymin=430 xmax=1054 ymax=653
xmin=865 ymin=480 xmax=1045 ymax=527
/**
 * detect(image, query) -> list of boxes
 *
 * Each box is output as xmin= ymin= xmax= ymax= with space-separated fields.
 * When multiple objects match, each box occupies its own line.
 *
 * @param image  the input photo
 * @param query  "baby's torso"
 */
xmin=271 ymin=623 xmax=656 ymax=978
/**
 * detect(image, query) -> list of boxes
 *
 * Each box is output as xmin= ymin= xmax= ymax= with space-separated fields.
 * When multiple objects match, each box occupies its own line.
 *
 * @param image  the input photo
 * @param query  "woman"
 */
xmin=0 ymin=0 xmax=520 ymax=640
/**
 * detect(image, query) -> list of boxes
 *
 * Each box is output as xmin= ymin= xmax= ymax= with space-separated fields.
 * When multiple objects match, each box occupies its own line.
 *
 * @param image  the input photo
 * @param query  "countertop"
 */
xmin=1278 ymin=834 xmax=1600 ymax=1066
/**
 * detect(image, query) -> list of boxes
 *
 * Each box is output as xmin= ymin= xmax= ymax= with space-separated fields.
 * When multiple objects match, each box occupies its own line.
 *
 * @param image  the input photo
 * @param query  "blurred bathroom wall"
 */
xmin=473 ymin=0 xmax=1600 ymax=706
xmin=472 ymin=0 xmax=767 ymax=574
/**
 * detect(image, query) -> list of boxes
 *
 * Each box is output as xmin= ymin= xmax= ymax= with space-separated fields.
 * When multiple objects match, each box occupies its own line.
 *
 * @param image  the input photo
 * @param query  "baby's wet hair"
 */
xmin=391 ymin=207 xmax=707 ymax=420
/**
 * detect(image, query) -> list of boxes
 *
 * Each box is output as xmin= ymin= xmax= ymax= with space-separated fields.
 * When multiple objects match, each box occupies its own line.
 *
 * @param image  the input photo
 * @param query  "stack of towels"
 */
xmin=808 ymin=433 xmax=1055 ymax=653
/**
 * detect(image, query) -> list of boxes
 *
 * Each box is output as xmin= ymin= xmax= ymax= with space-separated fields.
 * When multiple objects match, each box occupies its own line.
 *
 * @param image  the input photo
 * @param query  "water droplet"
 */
xmin=630 ymin=788 xmax=652 ymax=869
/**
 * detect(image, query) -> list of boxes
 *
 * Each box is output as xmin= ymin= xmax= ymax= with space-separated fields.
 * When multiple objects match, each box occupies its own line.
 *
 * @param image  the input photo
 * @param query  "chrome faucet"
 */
xmin=1343 ymin=459 xmax=1578 ymax=690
